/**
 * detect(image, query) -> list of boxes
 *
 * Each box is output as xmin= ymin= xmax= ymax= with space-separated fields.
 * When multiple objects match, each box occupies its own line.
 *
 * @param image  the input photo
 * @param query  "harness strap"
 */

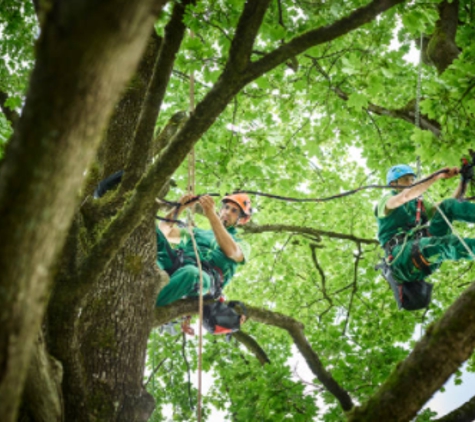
xmin=415 ymin=197 xmax=424 ymax=225
xmin=384 ymin=226 xmax=430 ymax=256
xmin=411 ymin=239 xmax=432 ymax=276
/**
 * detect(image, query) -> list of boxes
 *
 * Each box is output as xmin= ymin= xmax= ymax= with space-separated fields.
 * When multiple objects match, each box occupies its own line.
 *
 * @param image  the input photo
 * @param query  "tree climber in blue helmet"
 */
xmin=376 ymin=163 xmax=475 ymax=307
xmin=155 ymin=193 xmax=252 ymax=310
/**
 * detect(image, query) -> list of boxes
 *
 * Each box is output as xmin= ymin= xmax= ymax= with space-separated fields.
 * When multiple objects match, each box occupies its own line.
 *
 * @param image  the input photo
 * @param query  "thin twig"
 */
xmin=342 ymin=243 xmax=362 ymax=336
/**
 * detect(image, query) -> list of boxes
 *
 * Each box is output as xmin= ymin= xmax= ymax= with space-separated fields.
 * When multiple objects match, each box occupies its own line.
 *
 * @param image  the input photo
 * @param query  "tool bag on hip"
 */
xmin=203 ymin=301 xmax=246 ymax=335
xmin=375 ymin=258 xmax=433 ymax=311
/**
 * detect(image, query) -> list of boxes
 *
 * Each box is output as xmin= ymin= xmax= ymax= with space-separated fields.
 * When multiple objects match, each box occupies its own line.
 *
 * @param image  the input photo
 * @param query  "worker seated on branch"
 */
xmin=376 ymin=163 xmax=475 ymax=307
xmin=155 ymin=193 xmax=252 ymax=308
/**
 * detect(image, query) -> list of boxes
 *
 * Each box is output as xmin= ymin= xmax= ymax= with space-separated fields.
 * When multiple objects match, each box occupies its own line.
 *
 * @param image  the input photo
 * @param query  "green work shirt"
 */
xmin=178 ymin=226 xmax=250 ymax=287
xmin=376 ymin=191 xmax=434 ymax=246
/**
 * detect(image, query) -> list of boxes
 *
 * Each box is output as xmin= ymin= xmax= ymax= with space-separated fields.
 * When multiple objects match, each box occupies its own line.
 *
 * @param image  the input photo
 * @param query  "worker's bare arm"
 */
xmin=385 ymin=167 xmax=459 ymax=214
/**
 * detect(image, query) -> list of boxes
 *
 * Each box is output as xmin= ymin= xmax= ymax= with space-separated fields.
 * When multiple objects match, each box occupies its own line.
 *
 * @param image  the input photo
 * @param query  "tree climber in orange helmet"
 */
xmin=155 ymin=194 xmax=252 ymax=314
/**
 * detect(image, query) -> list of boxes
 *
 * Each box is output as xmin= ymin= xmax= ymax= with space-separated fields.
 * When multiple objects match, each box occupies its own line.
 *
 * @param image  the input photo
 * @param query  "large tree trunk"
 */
xmin=47 ymin=221 xmax=163 ymax=422
xmin=0 ymin=1 xmax=164 ymax=420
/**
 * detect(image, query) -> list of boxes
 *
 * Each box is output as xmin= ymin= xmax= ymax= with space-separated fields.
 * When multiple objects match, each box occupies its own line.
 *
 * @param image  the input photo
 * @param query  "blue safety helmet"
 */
xmin=386 ymin=164 xmax=416 ymax=185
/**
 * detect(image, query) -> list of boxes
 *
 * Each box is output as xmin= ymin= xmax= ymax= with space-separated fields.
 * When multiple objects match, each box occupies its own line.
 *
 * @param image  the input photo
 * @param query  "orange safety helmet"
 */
xmin=222 ymin=193 xmax=252 ymax=225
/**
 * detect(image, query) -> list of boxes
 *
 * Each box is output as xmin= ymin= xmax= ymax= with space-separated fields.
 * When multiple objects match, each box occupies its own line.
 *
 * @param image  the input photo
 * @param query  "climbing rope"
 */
xmin=415 ymin=33 xmax=423 ymax=134
xmin=155 ymin=169 xmax=451 ymax=224
xmin=414 ymin=32 xmax=424 ymax=241
xmin=186 ymin=35 xmax=204 ymax=422
xmin=185 ymin=210 xmax=204 ymax=422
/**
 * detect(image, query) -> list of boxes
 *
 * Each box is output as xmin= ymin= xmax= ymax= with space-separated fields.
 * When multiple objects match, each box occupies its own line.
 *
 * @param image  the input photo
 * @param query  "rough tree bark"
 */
xmin=20 ymin=332 xmax=63 ymax=422
xmin=435 ymin=394 xmax=475 ymax=422
xmin=426 ymin=0 xmax=460 ymax=74
xmin=348 ymin=281 xmax=475 ymax=422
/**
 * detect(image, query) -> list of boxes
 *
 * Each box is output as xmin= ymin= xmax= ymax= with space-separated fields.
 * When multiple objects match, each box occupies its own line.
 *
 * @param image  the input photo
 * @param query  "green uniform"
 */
xmin=377 ymin=192 xmax=475 ymax=282
xmin=155 ymin=224 xmax=250 ymax=306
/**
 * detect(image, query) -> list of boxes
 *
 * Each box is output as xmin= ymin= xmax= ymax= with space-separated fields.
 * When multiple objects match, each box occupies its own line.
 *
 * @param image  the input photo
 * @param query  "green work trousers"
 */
xmin=390 ymin=198 xmax=475 ymax=282
xmin=155 ymin=228 xmax=211 ymax=306
xmin=155 ymin=264 xmax=211 ymax=306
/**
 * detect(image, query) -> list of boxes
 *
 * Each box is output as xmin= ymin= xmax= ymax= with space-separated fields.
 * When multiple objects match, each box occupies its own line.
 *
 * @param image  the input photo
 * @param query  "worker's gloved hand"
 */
xmin=460 ymin=157 xmax=474 ymax=182
xmin=437 ymin=166 xmax=459 ymax=180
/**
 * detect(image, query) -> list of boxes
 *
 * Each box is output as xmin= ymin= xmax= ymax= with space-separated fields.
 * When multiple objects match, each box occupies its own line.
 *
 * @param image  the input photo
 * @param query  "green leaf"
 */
xmin=347 ymin=92 xmax=368 ymax=109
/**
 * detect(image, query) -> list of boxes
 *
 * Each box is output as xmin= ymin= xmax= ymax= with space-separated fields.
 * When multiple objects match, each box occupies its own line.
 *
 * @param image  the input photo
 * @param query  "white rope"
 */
xmin=187 ymin=29 xmax=203 ymax=422
xmin=415 ymin=33 xmax=423 ymax=180
xmin=185 ymin=208 xmax=204 ymax=422
xmin=415 ymin=33 xmax=423 ymax=131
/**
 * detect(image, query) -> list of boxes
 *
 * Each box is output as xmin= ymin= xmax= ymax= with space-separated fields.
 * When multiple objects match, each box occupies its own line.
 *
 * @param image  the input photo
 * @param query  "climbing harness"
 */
xmin=378 ymin=205 xmax=434 ymax=311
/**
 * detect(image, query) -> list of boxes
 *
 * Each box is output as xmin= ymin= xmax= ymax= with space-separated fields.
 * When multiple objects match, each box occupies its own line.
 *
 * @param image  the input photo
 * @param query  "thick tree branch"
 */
xmin=153 ymin=110 xmax=188 ymax=157
xmin=232 ymin=331 xmax=271 ymax=365
xmin=0 ymin=90 xmax=20 ymax=128
xmin=434 ymin=394 xmax=475 ymax=422
xmin=78 ymin=114 xmax=183 ymax=286
xmin=31 ymin=0 xmax=45 ymax=28
xmin=245 ymin=0 xmax=406 ymax=82
xmin=225 ymin=0 xmax=272 ymax=73
xmin=154 ymin=300 xmax=354 ymax=412
xmin=348 ymin=281 xmax=475 ymax=422
xmin=95 ymin=31 xmax=162 ymax=180
xmin=331 ymin=86 xmax=442 ymax=137
xmin=242 ymin=222 xmax=379 ymax=245
xmin=312 ymin=57 xmax=441 ymax=136
xmin=368 ymin=98 xmax=442 ymax=137
xmin=122 ymin=0 xmax=194 ymax=190
xmin=426 ymin=0 xmax=460 ymax=74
